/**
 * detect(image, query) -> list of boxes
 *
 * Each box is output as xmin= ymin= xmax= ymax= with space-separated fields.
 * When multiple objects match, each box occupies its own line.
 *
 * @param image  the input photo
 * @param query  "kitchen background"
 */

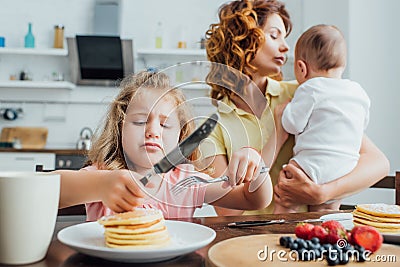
xmin=0 ymin=1 xmax=399 ymax=186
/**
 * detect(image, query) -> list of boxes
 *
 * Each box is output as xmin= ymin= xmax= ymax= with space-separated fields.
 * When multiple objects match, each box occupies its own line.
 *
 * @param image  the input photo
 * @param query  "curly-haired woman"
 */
xmin=200 ymin=0 xmax=389 ymax=215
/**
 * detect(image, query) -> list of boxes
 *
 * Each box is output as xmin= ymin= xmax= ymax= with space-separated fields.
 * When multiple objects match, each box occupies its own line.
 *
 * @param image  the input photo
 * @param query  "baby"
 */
xmin=275 ymin=24 xmax=370 ymax=213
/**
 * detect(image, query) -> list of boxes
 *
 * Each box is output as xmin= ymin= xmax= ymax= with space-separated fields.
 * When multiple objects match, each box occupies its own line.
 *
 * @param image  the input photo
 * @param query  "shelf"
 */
xmin=176 ymin=83 xmax=210 ymax=90
xmin=137 ymin=48 xmax=206 ymax=57
xmin=0 ymin=81 xmax=75 ymax=89
xmin=0 ymin=47 xmax=68 ymax=56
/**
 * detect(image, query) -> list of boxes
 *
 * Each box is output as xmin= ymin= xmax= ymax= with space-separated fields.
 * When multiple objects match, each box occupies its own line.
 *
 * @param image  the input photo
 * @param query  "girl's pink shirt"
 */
xmin=84 ymin=164 xmax=207 ymax=220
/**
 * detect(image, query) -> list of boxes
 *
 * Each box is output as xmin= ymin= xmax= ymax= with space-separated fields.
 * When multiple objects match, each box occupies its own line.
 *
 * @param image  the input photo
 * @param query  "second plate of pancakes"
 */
xmin=58 ymin=220 xmax=216 ymax=263
xmin=319 ymin=204 xmax=400 ymax=244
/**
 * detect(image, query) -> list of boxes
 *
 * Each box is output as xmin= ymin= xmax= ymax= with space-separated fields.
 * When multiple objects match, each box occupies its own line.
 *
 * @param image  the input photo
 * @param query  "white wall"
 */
xmin=0 ymin=0 xmax=94 ymax=48
xmin=300 ymin=0 xmax=349 ymax=78
xmin=120 ymin=0 xmax=225 ymax=50
xmin=348 ymin=0 xmax=400 ymax=175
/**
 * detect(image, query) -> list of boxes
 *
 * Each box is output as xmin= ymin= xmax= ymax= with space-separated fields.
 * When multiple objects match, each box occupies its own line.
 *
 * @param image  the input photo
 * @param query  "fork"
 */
xmin=171 ymin=175 xmax=229 ymax=195
xmin=171 ymin=166 xmax=269 ymax=195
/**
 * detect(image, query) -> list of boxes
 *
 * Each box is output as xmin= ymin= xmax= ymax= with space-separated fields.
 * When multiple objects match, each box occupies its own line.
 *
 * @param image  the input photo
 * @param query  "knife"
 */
xmin=227 ymin=218 xmax=323 ymax=228
xmin=139 ymin=113 xmax=219 ymax=186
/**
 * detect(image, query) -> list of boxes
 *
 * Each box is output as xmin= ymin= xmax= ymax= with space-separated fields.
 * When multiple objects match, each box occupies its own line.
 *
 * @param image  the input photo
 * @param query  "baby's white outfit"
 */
xmin=282 ymin=77 xmax=370 ymax=184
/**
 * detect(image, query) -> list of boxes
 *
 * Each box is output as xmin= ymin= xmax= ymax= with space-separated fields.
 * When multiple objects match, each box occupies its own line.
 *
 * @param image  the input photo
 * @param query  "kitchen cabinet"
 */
xmin=0 ymin=47 xmax=71 ymax=89
xmin=0 ymin=47 xmax=67 ymax=56
xmin=0 ymin=81 xmax=75 ymax=90
xmin=0 ymin=152 xmax=55 ymax=171
xmin=135 ymin=48 xmax=207 ymax=75
xmin=137 ymin=48 xmax=206 ymax=57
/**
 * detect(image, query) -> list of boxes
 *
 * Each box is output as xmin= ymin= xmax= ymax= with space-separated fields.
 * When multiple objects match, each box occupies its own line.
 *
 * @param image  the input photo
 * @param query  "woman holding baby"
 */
xmin=200 ymin=0 xmax=389 ymax=215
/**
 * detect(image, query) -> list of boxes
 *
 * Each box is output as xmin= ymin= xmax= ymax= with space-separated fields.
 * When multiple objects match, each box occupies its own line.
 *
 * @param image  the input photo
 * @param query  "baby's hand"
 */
xmin=99 ymin=170 xmax=146 ymax=213
xmin=227 ymin=147 xmax=264 ymax=187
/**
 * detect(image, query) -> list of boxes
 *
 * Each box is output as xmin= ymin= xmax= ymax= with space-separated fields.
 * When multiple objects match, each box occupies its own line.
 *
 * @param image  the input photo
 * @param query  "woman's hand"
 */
xmin=274 ymin=163 xmax=325 ymax=207
xmin=227 ymin=147 xmax=263 ymax=187
xmin=99 ymin=170 xmax=146 ymax=213
xmin=274 ymin=102 xmax=290 ymax=146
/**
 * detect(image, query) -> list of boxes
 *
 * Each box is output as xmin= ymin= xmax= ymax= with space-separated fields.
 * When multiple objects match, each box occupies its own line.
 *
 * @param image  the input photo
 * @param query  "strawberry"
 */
xmin=309 ymin=225 xmax=328 ymax=243
xmin=321 ymin=220 xmax=347 ymax=244
xmin=321 ymin=220 xmax=346 ymax=233
xmin=351 ymin=225 xmax=383 ymax=253
xmin=346 ymin=231 xmax=353 ymax=245
xmin=295 ymin=223 xmax=314 ymax=240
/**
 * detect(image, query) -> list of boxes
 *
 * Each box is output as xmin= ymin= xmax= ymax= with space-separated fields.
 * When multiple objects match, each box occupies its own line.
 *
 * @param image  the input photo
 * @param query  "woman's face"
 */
xmin=250 ymin=13 xmax=289 ymax=77
xmin=122 ymin=89 xmax=181 ymax=174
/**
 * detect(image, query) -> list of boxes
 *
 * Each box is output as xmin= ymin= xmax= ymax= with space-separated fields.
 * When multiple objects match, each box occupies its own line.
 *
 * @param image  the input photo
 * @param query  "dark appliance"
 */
xmin=55 ymin=153 xmax=87 ymax=216
xmin=67 ymin=35 xmax=133 ymax=86
xmin=55 ymin=154 xmax=87 ymax=170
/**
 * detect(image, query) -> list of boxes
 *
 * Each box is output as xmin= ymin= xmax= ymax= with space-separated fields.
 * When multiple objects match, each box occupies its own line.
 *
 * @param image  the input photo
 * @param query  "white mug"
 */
xmin=0 ymin=172 xmax=60 ymax=265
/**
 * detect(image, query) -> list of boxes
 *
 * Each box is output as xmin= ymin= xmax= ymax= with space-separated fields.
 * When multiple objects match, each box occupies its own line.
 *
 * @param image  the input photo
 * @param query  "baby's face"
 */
xmin=122 ymin=88 xmax=181 ymax=174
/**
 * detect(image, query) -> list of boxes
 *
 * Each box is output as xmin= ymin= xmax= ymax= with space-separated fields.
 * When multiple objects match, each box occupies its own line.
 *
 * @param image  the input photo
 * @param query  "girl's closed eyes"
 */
xmin=129 ymin=117 xmax=176 ymax=129
xmin=132 ymin=121 xmax=146 ymax=126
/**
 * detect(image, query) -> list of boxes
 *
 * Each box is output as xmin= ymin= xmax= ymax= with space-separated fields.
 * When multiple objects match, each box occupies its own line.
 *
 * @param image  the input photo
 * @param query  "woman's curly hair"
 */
xmin=205 ymin=0 xmax=292 ymax=101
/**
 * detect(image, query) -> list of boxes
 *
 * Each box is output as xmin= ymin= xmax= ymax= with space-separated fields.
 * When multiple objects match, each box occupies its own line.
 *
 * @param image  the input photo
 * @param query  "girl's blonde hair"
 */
xmin=205 ymin=0 xmax=292 ymax=101
xmin=87 ymin=70 xmax=197 ymax=170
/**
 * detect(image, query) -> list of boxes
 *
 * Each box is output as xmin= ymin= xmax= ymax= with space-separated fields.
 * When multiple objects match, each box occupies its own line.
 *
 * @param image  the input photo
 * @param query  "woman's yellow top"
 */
xmin=200 ymin=78 xmax=307 ymax=214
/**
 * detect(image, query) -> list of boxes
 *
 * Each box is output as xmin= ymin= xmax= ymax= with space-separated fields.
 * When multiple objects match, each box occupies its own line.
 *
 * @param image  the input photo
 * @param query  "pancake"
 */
xmin=354 ymin=204 xmax=400 ymax=218
xmin=352 ymin=203 xmax=400 ymax=234
xmin=353 ymin=215 xmax=400 ymax=229
xmin=104 ymin=219 xmax=165 ymax=234
xmin=353 ymin=221 xmax=400 ymax=234
xmin=98 ymin=208 xmax=170 ymax=249
xmin=98 ymin=208 xmax=164 ymax=226
xmin=105 ymin=227 xmax=168 ymax=240
xmin=352 ymin=210 xmax=400 ymax=223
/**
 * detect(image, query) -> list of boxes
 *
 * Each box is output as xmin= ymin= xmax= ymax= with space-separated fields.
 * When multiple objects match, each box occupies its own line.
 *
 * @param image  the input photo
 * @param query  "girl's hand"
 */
xmin=274 ymin=164 xmax=324 ymax=207
xmin=99 ymin=170 xmax=146 ymax=213
xmin=227 ymin=147 xmax=264 ymax=187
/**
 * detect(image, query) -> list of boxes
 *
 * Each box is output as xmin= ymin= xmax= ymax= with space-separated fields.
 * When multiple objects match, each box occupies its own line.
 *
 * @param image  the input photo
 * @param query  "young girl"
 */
xmin=57 ymin=70 xmax=273 ymax=220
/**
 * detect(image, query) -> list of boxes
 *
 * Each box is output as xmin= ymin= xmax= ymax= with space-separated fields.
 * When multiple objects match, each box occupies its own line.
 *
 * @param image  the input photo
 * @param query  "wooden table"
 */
xmin=4 ymin=211 xmax=399 ymax=267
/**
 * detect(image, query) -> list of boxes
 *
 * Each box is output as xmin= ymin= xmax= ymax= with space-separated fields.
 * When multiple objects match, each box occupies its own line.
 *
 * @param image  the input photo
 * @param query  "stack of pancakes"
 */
xmin=98 ymin=208 xmax=170 ymax=248
xmin=352 ymin=204 xmax=400 ymax=234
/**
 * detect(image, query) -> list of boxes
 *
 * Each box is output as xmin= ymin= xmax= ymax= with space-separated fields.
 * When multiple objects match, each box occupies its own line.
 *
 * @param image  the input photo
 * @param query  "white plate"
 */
xmin=319 ymin=213 xmax=400 ymax=244
xmin=57 ymin=220 xmax=216 ymax=263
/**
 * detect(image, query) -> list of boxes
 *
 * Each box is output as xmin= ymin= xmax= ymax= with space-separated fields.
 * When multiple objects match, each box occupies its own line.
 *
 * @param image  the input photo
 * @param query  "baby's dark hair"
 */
xmin=295 ymin=24 xmax=347 ymax=72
